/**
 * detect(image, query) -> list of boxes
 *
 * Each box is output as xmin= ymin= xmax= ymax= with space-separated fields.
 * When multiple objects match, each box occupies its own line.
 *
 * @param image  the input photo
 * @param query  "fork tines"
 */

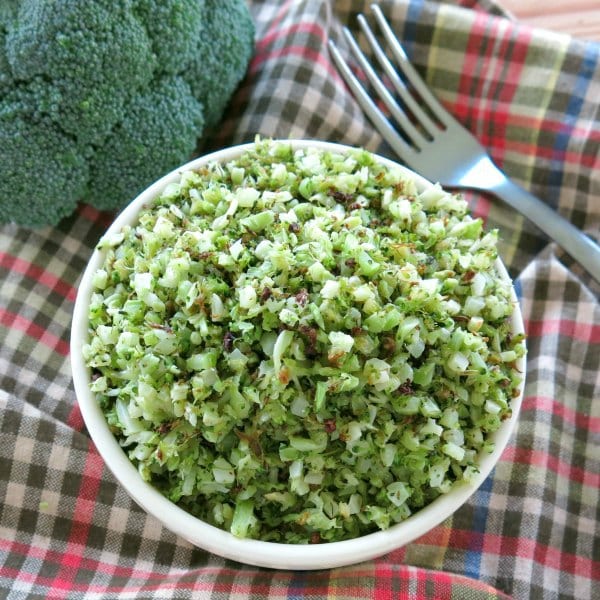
xmin=328 ymin=4 xmax=454 ymax=160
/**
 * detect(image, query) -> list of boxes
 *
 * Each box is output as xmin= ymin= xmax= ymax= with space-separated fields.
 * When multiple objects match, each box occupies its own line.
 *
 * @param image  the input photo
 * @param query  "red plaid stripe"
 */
xmin=0 ymin=253 xmax=77 ymax=302
xmin=522 ymin=395 xmax=600 ymax=431
xmin=0 ymin=308 xmax=70 ymax=356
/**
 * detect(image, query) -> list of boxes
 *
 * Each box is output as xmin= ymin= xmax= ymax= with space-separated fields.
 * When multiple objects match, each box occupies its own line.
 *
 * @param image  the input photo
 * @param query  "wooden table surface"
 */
xmin=498 ymin=0 xmax=600 ymax=41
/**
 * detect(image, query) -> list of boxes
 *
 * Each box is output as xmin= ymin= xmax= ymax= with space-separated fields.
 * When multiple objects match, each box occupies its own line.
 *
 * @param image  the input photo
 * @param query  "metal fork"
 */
xmin=328 ymin=4 xmax=600 ymax=284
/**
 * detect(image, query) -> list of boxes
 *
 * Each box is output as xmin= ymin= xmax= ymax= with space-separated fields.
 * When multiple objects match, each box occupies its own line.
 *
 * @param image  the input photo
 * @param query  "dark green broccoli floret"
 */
xmin=134 ymin=0 xmax=204 ymax=76
xmin=0 ymin=0 xmax=19 ymax=27
xmin=0 ymin=108 xmax=88 ymax=228
xmin=0 ymin=4 xmax=16 ymax=92
xmin=184 ymin=0 xmax=256 ymax=129
xmin=7 ymin=0 xmax=156 ymax=146
xmin=0 ymin=31 xmax=10 ymax=93
xmin=0 ymin=0 xmax=254 ymax=227
xmin=88 ymin=77 xmax=203 ymax=211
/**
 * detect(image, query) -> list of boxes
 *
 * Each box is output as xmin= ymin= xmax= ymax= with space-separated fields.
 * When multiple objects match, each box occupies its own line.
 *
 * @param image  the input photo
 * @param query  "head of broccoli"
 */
xmin=0 ymin=0 xmax=254 ymax=227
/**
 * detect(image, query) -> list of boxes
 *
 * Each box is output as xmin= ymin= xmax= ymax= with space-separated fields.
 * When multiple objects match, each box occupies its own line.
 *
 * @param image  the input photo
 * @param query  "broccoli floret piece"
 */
xmin=88 ymin=77 xmax=203 ymax=211
xmin=0 ymin=0 xmax=255 ymax=227
xmin=0 ymin=31 xmax=10 ymax=93
xmin=134 ymin=0 xmax=204 ymax=76
xmin=0 ymin=0 xmax=19 ymax=28
xmin=0 ymin=79 xmax=89 ymax=226
xmin=184 ymin=0 xmax=256 ymax=129
xmin=6 ymin=0 xmax=156 ymax=146
xmin=0 ymin=107 xmax=88 ymax=228
xmin=0 ymin=3 xmax=17 ymax=93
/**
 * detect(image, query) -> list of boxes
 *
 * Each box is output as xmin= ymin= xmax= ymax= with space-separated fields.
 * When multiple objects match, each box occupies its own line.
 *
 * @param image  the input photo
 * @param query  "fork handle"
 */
xmin=492 ymin=179 xmax=600 ymax=284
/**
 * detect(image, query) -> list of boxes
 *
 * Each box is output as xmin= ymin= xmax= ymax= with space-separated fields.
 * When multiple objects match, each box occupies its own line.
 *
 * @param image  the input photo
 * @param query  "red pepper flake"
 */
xmin=148 ymin=322 xmax=173 ymax=333
xmin=223 ymin=331 xmax=235 ymax=352
xmin=452 ymin=315 xmax=470 ymax=324
xmin=324 ymin=419 xmax=336 ymax=433
xmin=158 ymin=422 xmax=172 ymax=435
xmin=295 ymin=288 xmax=309 ymax=306
xmin=510 ymin=361 xmax=523 ymax=373
xmin=260 ymin=287 xmax=272 ymax=302
xmin=329 ymin=189 xmax=354 ymax=203
xmin=299 ymin=325 xmax=318 ymax=358
xmin=396 ymin=380 xmax=413 ymax=395
xmin=394 ymin=181 xmax=406 ymax=194
xmin=381 ymin=334 xmax=396 ymax=355
xmin=278 ymin=367 xmax=291 ymax=385
xmin=328 ymin=351 xmax=344 ymax=367
xmin=193 ymin=295 xmax=207 ymax=313
xmin=234 ymin=429 xmax=264 ymax=459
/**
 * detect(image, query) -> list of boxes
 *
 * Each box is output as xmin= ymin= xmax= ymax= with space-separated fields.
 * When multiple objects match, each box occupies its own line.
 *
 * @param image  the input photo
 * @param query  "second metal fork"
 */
xmin=329 ymin=4 xmax=600 ymax=284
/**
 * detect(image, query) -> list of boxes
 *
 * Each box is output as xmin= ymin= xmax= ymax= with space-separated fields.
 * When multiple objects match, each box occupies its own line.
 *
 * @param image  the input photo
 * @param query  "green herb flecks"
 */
xmin=84 ymin=138 xmax=525 ymax=543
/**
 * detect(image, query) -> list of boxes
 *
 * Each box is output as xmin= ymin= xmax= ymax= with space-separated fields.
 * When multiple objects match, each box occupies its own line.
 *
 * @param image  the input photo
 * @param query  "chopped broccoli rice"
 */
xmin=83 ymin=138 xmax=525 ymax=543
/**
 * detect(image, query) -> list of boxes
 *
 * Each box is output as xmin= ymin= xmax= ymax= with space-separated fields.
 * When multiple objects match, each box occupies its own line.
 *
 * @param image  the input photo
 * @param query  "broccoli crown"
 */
xmin=0 ymin=0 xmax=254 ymax=227
xmin=89 ymin=76 xmax=204 ymax=211
xmin=0 ymin=4 xmax=16 ymax=92
xmin=0 ymin=109 xmax=89 ymax=228
xmin=134 ymin=0 xmax=205 ymax=76
xmin=0 ymin=0 xmax=19 ymax=25
xmin=0 ymin=30 xmax=10 ymax=93
xmin=184 ymin=0 xmax=256 ymax=129
xmin=6 ymin=0 xmax=157 ymax=146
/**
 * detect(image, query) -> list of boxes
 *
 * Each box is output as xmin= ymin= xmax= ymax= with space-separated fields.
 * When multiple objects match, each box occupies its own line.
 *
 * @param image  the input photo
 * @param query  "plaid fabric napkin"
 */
xmin=1 ymin=0 xmax=599 ymax=598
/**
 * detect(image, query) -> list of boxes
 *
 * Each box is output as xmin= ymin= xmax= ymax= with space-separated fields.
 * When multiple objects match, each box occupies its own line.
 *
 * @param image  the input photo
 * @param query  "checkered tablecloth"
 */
xmin=1 ymin=0 xmax=599 ymax=598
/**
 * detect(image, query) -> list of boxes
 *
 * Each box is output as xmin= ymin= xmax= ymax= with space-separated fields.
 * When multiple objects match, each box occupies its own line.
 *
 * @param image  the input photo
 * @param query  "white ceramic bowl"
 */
xmin=71 ymin=140 xmax=526 ymax=570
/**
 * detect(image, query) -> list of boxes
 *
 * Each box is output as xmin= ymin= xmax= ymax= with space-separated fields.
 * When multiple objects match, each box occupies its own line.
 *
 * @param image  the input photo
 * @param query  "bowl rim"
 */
xmin=70 ymin=139 xmax=526 ymax=570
